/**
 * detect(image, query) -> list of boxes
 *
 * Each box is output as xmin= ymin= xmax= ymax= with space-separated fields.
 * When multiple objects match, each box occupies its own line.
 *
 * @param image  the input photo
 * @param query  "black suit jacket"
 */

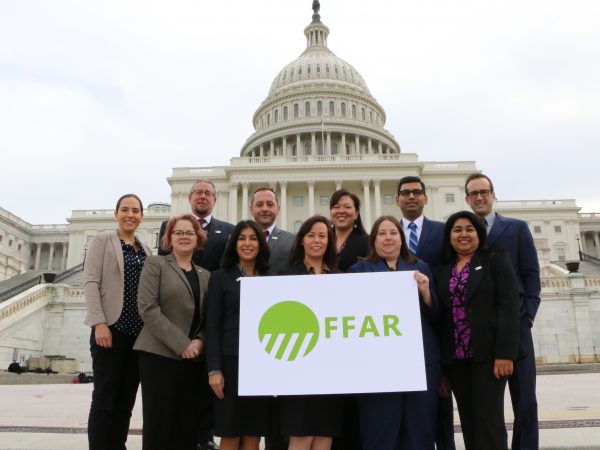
xmin=158 ymin=217 xmax=235 ymax=272
xmin=337 ymin=230 xmax=369 ymax=272
xmin=434 ymin=250 xmax=520 ymax=366
xmin=486 ymin=213 xmax=541 ymax=319
xmin=413 ymin=217 xmax=445 ymax=268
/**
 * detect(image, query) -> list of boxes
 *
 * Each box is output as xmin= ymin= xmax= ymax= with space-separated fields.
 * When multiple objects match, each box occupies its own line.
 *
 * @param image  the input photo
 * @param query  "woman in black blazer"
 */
xmin=434 ymin=211 xmax=520 ymax=450
xmin=205 ymin=220 xmax=271 ymax=450
xmin=329 ymin=189 xmax=369 ymax=273
xmin=279 ymin=215 xmax=342 ymax=450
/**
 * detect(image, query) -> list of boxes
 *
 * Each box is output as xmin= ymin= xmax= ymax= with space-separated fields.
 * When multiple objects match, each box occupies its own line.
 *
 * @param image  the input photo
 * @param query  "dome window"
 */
xmin=284 ymin=106 xmax=288 ymax=121
xmin=291 ymin=68 xmax=294 ymax=77
xmin=331 ymin=142 xmax=338 ymax=155
xmin=341 ymin=102 xmax=346 ymax=117
xmin=299 ymin=67 xmax=303 ymax=75
xmin=294 ymin=103 xmax=299 ymax=118
xmin=329 ymin=101 xmax=334 ymax=116
xmin=267 ymin=113 xmax=271 ymax=125
xmin=352 ymin=104 xmax=357 ymax=119
xmin=305 ymin=101 xmax=311 ymax=116
xmin=317 ymin=64 xmax=321 ymax=73
xmin=274 ymin=110 xmax=279 ymax=123
xmin=369 ymin=111 xmax=373 ymax=122
xmin=335 ymin=66 xmax=339 ymax=74
xmin=317 ymin=101 xmax=322 ymax=115
xmin=326 ymin=64 xmax=330 ymax=73
xmin=307 ymin=65 xmax=312 ymax=74
xmin=304 ymin=142 xmax=311 ymax=155
xmin=361 ymin=107 xmax=366 ymax=121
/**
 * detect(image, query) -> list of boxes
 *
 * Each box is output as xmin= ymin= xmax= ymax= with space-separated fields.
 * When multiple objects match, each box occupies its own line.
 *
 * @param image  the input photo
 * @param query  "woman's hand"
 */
xmin=493 ymin=359 xmax=514 ymax=379
xmin=209 ymin=373 xmax=225 ymax=399
xmin=414 ymin=270 xmax=432 ymax=306
xmin=94 ymin=323 xmax=112 ymax=348
xmin=180 ymin=339 xmax=204 ymax=359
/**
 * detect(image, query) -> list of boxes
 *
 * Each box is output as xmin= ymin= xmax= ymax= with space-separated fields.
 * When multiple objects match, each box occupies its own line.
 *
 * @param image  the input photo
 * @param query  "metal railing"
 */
xmin=582 ymin=252 xmax=600 ymax=267
xmin=53 ymin=263 xmax=84 ymax=283
xmin=0 ymin=275 xmax=42 ymax=303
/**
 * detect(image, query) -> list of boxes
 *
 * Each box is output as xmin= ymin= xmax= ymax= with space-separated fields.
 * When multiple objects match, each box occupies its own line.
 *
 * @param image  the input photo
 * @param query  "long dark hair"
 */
xmin=442 ymin=211 xmax=487 ymax=262
xmin=221 ymin=220 xmax=270 ymax=274
xmin=364 ymin=215 xmax=416 ymax=264
xmin=289 ymin=215 xmax=337 ymax=269
xmin=329 ymin=189 xmax=367 ymax=235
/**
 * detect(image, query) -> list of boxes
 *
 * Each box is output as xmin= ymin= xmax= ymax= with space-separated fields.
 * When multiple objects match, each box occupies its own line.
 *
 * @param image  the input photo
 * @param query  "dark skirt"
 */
xmin=213 ymin=355 xmax=270 ymax=437
xmin=280 ymin=394 xmax=343 ymax=437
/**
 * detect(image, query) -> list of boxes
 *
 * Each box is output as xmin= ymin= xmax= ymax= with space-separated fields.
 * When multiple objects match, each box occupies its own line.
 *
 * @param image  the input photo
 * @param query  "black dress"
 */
xmin=278 ymin=264 xmax=343 ymax=438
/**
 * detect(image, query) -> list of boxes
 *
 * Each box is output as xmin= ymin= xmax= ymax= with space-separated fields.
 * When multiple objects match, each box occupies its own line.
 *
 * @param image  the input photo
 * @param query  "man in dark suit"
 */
xmin=465 ymin=173 xmax=540 ymax=450
xmin=249 ymin=187 xmax=294 ymax=450
xmin=249 ymin=187 xmax=295 ymax=274
xmin=158 ymin=179 xmax=234 ymax=450
xmin=158 ymin=179 xmax=234 ymax=271
xmin=396 ymin=175 xmax=455 ymax=450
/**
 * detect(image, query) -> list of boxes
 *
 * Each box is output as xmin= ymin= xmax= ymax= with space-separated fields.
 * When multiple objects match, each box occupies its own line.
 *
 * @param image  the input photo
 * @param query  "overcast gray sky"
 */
xmin=1 ymin=0 xmax=598 ymax=224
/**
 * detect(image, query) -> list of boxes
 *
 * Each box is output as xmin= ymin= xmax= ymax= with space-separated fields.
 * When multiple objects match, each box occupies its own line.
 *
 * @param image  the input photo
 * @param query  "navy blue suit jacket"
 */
xmin=413 ymin=217 xmax=445 ymax=269
xmin=486 ymin=214 xmax=541 ymax=319
xmin=158 ymin=217 xmax=235 ymax=272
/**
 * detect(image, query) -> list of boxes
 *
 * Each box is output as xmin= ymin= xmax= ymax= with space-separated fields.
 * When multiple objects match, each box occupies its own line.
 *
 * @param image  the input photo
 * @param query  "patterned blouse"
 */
xmin=113 ymin=239 xmax=146 ymax=336
xmin=450 ymin=262 xmax=473 ymax=359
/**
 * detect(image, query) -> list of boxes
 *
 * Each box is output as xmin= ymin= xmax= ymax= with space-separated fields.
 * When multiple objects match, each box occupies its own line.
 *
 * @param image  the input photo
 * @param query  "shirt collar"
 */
xmin=192 ymin=213 xmax=212 ymax=227
xmin=483 ymin=211 xmax=496 ymax=229
xmin=304 ymin=261 xmax=331 ymax=274
xmin=401 ymin=215 xmax=424 ymax=230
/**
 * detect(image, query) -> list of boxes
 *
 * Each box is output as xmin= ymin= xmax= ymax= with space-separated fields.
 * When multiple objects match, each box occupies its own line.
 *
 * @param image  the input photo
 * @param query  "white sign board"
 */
xmin=238 ymin=271 xmax=427 ymax=395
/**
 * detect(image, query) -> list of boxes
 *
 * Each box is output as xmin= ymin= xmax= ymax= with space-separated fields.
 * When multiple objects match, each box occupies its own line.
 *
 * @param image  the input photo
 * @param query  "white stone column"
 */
xmin=241 ymin=182 xmax=249 ymax=220
xmin=326 ymin=132 xmax=331 ymax=155
xmin=48 ymin=243 xmax=55 ymax=271
xmin=296 ymin=134 xmax=301 ymax=157
xmin=362 ymin=180 xmax=372 ymax=229
xmin=378 ymin=142 xmax=382 ymax=155
xmin=280 ymin=181 xmax=288 ymax=230
xmin=341 ymin=133 xmax=346 ymax=155
xmin=311 ymin=132 xmax=316 ymax=155
xmin=282 ymin=137 xmax=287 ymax=157
xmin=270 ymin=141 xmax=275 ymax=157
xmin=568 ymin=273 xmax=596 ymax=362
xmin=228 ymin=183 xmax=238 ymax=224
xmin=373 ymin=179 xmax=382 ymax=219
xmin=308 ymin=181 xmax=315 ymax=216
xmin=61 ymin=244 xmax=68 ymax=271
xmin=368 ymin=138 xmax=372 ymax=154
xmin=335 ymin=180 xmax=343 ymax=191
xmin=259 ymin=144 xmax=264 ymax=157
xmin=594 ymin=233 xmax=600 ymax=258
xmin=34 ymin=244 xmax=42 ymax=270
xmin=355 ymin=135 xmax=360 ymax=155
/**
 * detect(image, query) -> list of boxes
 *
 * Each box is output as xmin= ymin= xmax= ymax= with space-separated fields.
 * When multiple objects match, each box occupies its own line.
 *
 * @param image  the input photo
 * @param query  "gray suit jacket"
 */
xmin=134 ymin=254 xmax=210 ymax=360
xmin=84 ymin=230 xmax=153 ymax=327
xmin=268 ymin=226 xmax=295 ymax=273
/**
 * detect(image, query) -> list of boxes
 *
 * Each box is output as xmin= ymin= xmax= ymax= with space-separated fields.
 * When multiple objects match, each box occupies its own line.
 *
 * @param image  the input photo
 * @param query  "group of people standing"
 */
xmin=84 ymin=173 xmax=541 ymax=450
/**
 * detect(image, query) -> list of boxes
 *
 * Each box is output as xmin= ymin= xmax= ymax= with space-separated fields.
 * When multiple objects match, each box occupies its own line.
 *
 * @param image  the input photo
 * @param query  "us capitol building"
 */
xmin=1 ymin=3 xmax=599 ymax=370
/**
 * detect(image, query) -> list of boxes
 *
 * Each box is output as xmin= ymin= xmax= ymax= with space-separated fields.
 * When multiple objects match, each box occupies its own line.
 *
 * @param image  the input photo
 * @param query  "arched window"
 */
xmin=267 ymin=113 xmax=271 ymax=125
xmin=304 ymin=142 xmax=312 ymax=155
xmin=317 ymin=64 xmax=321 ymax=73
xmin=305 ymin=102 xmax=311 ymax=116
xmin=307 ymin=65 xmax=312 ymax=74
xmin=326 ymin=64 xmax=330 ymax=73
xmin=317 ymin=101 xmax=322 ymax=115
xmin=283 ymin=106 xmax=288 ymax=120
xmin=294 ymin=103 xmax=299 ymax=118
xmin=329 ymin=101 xmax=334 ymax=115
xmin=291 ymin=68 xmax=294 ymax=78
xmin=361 ymin=107 xmax=365 ymax=121
xmin=331 ymin=142 xmax=338 ymax=155
xmin=274 ymin=110 xmax=278 ymax=123
xmin=369 ymin=111 xmax=373 ymax=122
xmin=352 ymin=104 xmax=357 ymax=118
xmin=341 ymin=102 xmax=346 ymax=117
xmin=317 ymin=141 xmax=324 ymax=155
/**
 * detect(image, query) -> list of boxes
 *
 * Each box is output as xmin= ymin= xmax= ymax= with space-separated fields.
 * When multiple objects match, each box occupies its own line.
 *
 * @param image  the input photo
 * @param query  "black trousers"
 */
xmin=138 ymin=351 xmax=204 ymax=450
xmin=88 ymin=327 xmax=140 ymax=450
xmin=448 ymin=359 xmax=508 ymax=450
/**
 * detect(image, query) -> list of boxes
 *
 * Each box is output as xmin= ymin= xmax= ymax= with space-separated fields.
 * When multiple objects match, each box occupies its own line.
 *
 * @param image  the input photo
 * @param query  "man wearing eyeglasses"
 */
xmin=158 ymin=179 xmax=234 ymax=450
xmin=465 ymin=173 xmax=540 ymax=450
xmin=396 ymin=176 xmax=454 ymax=450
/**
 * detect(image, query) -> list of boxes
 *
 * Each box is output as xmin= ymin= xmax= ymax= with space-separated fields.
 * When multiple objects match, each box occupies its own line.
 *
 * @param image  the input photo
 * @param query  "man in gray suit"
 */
xmin=250 ymin=187 xmax=294 ymax=450
xmin=250 ymin=187 xmax=295 ymax=274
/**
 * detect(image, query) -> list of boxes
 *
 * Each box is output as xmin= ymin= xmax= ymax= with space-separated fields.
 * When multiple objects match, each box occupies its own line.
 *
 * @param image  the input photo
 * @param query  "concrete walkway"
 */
xmin=0 ymin=372 xmax=598 ymax=449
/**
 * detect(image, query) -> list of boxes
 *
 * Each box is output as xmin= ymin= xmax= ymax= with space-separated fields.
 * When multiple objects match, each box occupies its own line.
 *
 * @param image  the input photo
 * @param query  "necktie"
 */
xmin=408 ymin=222 xmax=418 ymax=255
xmin=263 ymin=230 xmax=270 ymax=239
xmin=481 ymin=218 xmax=489 ymax=234
xmin=199 ymin=218 xmax=207 ymax=229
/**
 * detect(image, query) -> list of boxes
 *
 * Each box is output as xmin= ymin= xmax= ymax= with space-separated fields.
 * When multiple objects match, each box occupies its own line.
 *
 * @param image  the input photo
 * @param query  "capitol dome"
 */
xmin=240 ymin=3 xmax=400 ymax=158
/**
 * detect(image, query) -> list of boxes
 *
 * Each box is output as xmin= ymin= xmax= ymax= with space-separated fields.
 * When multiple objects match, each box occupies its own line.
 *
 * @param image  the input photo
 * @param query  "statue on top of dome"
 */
xmin=312 ymin=0 xmax=321 ymax=22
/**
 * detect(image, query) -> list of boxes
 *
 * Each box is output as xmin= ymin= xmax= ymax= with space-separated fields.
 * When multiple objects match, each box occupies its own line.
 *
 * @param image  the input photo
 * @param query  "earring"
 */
xmin=353 ymin=221 xmax=358 ymax=229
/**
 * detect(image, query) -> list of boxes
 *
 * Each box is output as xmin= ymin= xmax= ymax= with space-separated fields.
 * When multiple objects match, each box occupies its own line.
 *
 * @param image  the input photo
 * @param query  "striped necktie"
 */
xmin=408 ymin=222 xmax=419 ymax=255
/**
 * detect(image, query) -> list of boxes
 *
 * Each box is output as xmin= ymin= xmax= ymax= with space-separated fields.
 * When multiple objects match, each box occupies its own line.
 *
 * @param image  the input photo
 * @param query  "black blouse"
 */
xmin=113 ymin=239 xmax=146 ymax=336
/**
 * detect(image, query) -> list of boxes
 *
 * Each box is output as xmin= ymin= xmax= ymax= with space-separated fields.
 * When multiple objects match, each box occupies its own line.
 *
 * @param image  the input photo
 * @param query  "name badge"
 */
xmin=474 ymin=266 xmax=482 ymax=271
xmin=215 ymin=230 xmax=222 ymax=234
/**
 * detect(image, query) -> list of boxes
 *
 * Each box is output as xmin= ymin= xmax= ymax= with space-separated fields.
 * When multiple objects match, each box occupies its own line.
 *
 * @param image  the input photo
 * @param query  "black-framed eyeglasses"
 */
xmin=466 ymin=189 xmax=492 ymax=199
xmin=190 ymin=189 xmax=215 ymax=197
xmin=172 ymin=230 xmax=196 ymax=237
xmin=398 ymin=189 xmax=425 ymax=197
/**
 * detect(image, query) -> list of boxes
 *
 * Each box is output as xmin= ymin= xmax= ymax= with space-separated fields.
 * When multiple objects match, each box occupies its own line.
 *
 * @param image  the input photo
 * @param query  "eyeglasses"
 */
xmin=398 ymin=189 xmax=425 ymax=197
xmin=172 ymin=231 xmax=196 ymax=237
xmin=467 ymin=189 xmax=492 ymax=199
xmin=190 ymin=189 xmax=215 ymax=197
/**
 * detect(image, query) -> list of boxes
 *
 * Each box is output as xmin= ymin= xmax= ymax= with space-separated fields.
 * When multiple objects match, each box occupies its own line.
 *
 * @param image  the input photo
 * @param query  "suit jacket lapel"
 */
xmin=268 ymin=227 xmax=281 ymax=251
xmin=418 ymin=218 xmax=432 ymax=253
xmin=166 ymin=254 xmax=194 ymax=299
xmin=110 ymin=231 xmax=125 ymax=279
xmin=487 ymin=214 xmax=508 ymax=248
xmin=465 ymin=253 xmax=485 ymax=304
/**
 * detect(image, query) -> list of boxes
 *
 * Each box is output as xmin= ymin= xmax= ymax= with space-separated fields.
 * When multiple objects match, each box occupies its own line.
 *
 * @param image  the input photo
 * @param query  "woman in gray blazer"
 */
xmin=134 ymin=214 xmax=210 ymax=450
xmin=83 ymin=194 xmax=152 ymax=450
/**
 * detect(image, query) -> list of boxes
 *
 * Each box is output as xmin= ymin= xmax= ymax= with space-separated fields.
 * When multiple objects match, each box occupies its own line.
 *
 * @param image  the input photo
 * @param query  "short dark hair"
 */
xmin=289 ymin=215 xmax=337 ymax=269
xmin=251 ymin=187 xmax=279 ymax=206
xmin=397 ymin=176 xmax=425 ymax=195
xmin=329 ymin=189 xmax=367 ymax=235
xmin=221 ymin=220 xmax=270 ymax=274
xmin=161 ymin=214 xmax=206 ymax=252
xmin=464 ymin=173 xmax=494 ymax=195
xmin=115 ymin=194 xmax=143 ymax=213
xmin=442 ymin=211 xmax=487 ymax=262
xmin=364 ymin=215 xmax=417 ymax=264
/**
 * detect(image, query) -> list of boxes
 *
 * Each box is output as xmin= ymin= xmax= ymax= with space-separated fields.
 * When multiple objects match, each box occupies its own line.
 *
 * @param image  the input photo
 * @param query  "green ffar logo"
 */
xmin=258 ymin=301 xmax=320 ymax=361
